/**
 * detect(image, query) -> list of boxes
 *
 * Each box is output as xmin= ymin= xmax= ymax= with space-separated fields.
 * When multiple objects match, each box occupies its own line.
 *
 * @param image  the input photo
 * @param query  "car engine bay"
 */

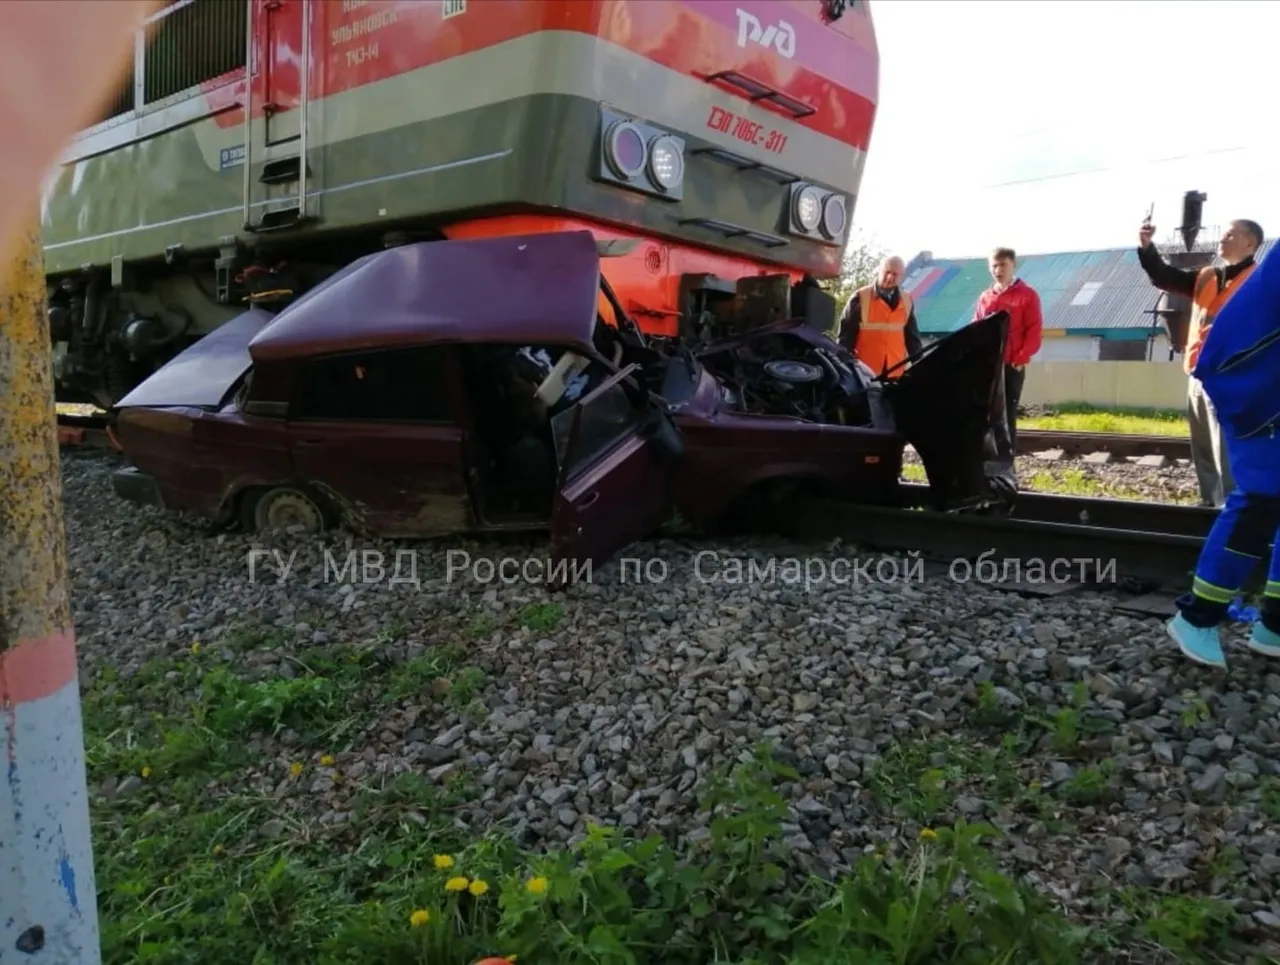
xmin=693 ymin=331 xmax=891 ymax=428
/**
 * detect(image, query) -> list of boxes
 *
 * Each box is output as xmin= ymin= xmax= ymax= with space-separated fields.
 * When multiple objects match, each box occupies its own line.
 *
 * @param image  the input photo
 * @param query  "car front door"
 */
xmin=548 ymin=363 xmax=683 ymax=577
xmin=286 ymin=345 xmax=473 ymax=537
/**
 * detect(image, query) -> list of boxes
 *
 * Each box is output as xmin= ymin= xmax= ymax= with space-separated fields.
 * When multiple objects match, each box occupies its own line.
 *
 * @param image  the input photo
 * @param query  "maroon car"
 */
xmin=108 ymin=230 xmax=1010 ymax=570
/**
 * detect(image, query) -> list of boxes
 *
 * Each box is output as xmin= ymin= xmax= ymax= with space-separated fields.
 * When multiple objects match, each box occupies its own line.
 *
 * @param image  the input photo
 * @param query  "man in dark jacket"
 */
xmin=1137 ymin=218 xmax=1263 ymax=506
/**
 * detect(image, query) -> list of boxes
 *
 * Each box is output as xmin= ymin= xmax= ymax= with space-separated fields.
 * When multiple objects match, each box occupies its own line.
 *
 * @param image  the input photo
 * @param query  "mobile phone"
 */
xmin=1144 ymin=203 xmax=1154 ymax=225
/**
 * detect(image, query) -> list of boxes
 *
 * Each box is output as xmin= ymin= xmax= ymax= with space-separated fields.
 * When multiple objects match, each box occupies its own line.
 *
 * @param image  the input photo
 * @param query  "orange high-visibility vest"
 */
xmin=853 ymin=285 xmax=912 ymax=378
xmin=1185 ymin=263 xmax=1255 ymax=374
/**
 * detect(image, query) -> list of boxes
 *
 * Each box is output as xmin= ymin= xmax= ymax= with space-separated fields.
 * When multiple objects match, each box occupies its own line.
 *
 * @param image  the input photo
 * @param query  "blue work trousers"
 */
xmin=1179 ymin=423 xmax=1280 ymax=629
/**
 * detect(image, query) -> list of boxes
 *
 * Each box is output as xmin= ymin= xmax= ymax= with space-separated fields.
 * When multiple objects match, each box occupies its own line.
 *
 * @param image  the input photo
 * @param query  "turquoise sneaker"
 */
xmin=1247 ymin=621 xmax=1280 ymax=657
xmin=1167 ymin=613 xmax=1227 ymax=668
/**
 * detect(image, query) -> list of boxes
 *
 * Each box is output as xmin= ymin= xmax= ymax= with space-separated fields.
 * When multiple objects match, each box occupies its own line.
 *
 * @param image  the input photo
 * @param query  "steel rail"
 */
xmin=896 ymin=483 xmax=1216 ymax=538
xmin=784 ymin=496 xmax=1209 ymax=590
xmin=1014 ymin=429 xmax=1191 ymax=460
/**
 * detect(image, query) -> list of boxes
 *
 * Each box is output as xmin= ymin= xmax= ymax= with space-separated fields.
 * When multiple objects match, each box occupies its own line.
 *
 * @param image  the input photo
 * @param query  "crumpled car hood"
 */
xmin=112 ymin=307 xmax=275 ymax=410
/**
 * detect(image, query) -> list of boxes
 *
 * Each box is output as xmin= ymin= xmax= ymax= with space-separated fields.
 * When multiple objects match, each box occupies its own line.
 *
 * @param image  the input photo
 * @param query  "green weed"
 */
xmin=82 ymin=622 xmax=1253 ymax=965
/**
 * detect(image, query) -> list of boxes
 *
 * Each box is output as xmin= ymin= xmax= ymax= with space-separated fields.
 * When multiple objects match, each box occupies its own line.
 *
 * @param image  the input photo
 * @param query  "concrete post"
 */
xmin=0 ymin=216 xmax=100 ymax=961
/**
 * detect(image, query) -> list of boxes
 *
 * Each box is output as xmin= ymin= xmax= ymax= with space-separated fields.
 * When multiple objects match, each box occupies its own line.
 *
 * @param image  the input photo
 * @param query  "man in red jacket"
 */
xmin=972 ymin=247 xmax=1043 ymax=450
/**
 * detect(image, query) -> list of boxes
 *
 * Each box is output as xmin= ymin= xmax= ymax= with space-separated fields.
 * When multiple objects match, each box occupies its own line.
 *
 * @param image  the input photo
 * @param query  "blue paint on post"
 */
xmin=59 ymin=853 xmax=79 ymax=911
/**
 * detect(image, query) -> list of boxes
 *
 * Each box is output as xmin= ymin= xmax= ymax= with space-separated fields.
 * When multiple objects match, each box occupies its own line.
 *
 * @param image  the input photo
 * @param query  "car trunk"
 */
xmin=882 ymin=311 xmax=1015 ymax=511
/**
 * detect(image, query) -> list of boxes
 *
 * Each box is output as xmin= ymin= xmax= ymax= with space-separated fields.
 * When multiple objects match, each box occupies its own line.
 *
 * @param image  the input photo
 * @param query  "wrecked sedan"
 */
xmin=108 ymin=230 xmax=1011 ymax=571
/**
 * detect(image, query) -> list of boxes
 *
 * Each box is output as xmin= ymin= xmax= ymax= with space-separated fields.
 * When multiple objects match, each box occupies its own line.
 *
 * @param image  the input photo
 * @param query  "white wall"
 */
xmin=1022 ymin=361 xmax=1188 ymax=410
xmin=1034 ymin=336 xmax=1099 ymax=362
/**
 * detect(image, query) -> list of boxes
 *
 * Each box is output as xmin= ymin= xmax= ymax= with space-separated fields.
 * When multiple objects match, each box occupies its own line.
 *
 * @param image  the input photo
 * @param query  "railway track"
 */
xmin=787 ymin=485 xmax=1225 ymax=617
xmin=1015 ymin=429 xmax=1191 ymax=462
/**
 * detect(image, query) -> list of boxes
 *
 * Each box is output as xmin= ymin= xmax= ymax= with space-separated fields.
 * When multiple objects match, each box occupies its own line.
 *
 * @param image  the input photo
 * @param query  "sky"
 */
xmin=852 ymin=0 xmax=1280 ymax=261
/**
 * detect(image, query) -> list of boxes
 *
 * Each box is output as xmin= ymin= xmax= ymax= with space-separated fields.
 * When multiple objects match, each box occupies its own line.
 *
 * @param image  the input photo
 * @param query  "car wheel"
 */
xmin=245 ymin=485 xmax=330 ymax=534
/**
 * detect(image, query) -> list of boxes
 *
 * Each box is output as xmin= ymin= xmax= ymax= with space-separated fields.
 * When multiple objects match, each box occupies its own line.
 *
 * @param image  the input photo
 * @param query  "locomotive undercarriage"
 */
xmin=45 ymin=230 xmax=405 ymax=409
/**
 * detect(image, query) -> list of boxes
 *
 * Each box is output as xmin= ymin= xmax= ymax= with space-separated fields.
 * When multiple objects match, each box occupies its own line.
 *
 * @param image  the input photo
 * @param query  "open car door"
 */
xmin=882 ymin=310 xmax=1016 ymax=511
xmin=548 ymin=363 xmax=683 ymax=579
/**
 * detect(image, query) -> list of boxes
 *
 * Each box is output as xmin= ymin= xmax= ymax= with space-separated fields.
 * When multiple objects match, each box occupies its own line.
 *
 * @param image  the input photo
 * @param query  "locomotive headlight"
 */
xmin=793 ymin=186 xmax=822 ymax=232
xmin=647 ymin=135 xmax=684 ymax=191
xmin=605 ymin=121 xmax=647 ymax=180
xmin=821 ymin=193 xmax=847 ymax=239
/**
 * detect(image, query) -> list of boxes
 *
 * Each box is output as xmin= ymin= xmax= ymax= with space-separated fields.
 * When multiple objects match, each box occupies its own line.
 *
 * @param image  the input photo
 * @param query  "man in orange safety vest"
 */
xmin=834 ymin=255 xmax=923 ymax=379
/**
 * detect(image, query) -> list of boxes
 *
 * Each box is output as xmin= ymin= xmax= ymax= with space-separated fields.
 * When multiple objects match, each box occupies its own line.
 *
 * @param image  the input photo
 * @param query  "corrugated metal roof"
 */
xmin=903 ymin=238 xmax=1278 ymax=335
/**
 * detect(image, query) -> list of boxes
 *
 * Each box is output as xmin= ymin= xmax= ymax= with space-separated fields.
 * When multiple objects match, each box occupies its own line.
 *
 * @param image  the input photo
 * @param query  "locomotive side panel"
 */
xmin=44 ymin=0 xmax=876 ymax=276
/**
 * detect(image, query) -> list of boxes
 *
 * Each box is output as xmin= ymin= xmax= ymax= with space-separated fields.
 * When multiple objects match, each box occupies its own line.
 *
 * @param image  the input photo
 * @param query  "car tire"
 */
xmin=241 ymin=484 xmax=333 ymax=535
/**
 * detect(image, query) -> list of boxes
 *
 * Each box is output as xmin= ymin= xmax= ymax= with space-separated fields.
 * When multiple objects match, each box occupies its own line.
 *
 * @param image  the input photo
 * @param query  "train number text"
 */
xmin=705 ymin=105 xmax=788 ymax=155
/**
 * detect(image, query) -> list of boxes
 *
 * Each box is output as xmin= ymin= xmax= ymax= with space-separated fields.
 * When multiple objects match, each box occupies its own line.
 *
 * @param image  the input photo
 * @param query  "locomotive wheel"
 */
xmin=242 ymin=485 xmax=332 ymax=534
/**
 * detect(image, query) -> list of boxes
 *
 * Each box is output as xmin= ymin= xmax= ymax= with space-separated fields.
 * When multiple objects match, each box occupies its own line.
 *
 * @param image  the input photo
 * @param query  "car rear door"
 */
xmin=548 ymin=364 xmax=683 ymax=578
xmin=286 ymin=345 xmax=472 ymax=536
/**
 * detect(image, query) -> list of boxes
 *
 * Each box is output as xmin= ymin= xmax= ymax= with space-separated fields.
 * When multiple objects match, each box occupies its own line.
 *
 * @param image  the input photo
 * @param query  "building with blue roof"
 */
xmin=900 ymin=238 xmax=1278 ymax=363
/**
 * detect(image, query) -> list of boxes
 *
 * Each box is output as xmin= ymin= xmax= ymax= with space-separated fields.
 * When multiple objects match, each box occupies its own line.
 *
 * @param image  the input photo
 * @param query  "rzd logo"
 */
xmin=735 ymin=8 xmax=796 ymax=58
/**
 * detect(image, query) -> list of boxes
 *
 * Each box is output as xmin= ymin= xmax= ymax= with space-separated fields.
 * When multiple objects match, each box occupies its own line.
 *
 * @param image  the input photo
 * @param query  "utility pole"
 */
xmin=0 ymin=214 xmax=100 ymax=961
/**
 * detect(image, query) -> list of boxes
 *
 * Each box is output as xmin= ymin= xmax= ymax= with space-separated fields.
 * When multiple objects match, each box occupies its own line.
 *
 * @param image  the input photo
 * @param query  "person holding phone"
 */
xmin=1137 ymin=216 xmax=1264 ymax=507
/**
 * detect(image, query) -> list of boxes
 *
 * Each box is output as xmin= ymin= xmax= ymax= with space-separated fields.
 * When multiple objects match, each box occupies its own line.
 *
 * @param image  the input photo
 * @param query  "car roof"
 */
xmin=247 ymin=230 xmax=603 ymax=363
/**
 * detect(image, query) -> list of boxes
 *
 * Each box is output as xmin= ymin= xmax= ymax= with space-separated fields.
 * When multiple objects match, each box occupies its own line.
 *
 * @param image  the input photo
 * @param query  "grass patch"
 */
xmin=84 ymin=621 xmax=1254 ymax=965
xmin=1020 ymin=403 xmax=1188 ymax=437
xmin=515 ymin=601 xmax=565 ymax=633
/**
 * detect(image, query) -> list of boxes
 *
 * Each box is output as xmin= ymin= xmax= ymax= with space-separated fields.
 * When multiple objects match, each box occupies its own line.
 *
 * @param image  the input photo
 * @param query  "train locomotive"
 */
xmin=41 ymin=0 xmax=878 ymax=409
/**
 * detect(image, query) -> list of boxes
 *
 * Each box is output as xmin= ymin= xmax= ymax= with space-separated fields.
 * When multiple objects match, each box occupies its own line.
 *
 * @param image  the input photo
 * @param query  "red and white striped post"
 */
xmin=0 ymin=216 xmax=101 ymax=961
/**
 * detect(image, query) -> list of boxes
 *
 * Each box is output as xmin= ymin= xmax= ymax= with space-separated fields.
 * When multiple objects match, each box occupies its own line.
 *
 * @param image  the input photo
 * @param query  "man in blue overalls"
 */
xmin=1168 ymin=239 xmax=1280 ymax=666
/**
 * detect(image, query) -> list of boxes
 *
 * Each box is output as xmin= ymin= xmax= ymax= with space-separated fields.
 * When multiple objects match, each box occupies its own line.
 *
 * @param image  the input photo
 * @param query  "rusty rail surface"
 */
xmin=1015 ymin=429 xmax=1191 ymax=461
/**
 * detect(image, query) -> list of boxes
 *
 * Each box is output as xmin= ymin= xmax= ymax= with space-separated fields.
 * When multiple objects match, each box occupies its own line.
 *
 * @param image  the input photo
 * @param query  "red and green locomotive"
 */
xmin=41 ymin=0 xmax=878 ymax=408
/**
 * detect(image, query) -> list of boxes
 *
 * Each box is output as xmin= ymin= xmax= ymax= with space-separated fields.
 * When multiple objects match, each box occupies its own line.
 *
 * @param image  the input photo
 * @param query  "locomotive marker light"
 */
xmin=605 ymin=120 xmax=647 ymax=180
xmin=792 ymin=184 xmax=822 ymax=232
xmin=821 ymin=193 xmax=847 ymax=240
xmin=786 ymin=181 xmax=848 ymax=245
xmin=647 ymin=135 xmax=684 ymax=192
xmin=596 ymin=107 xmax=685 ymax=201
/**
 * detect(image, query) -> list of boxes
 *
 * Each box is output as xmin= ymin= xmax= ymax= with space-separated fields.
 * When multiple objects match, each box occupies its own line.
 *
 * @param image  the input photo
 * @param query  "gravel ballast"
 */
xmin=62 ymin=450 xmax=1280 ymax=960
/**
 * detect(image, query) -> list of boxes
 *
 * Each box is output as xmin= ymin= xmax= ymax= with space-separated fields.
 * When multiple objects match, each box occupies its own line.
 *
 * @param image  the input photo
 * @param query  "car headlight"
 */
xmin=604 ymin=121 xmax=647 ymax=180
xmin=793 ymin=186 xmax=822 ymax=232
xmin=647 ymin=135 xmax=684 ymax=191
xmin=821 ymin=194 xmax=847 ymax=239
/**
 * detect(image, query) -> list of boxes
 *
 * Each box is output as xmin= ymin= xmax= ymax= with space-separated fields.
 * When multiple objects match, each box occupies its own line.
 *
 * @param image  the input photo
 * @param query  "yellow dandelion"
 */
xmin=190 ymin=641 xmax=201 ymax=654
xmin=140 ymin=766 xmax=152 ymax=779
xmin=525 ymin=876 xmax=548 ymax=895
xmin=433 ymin=854 xmax=454 ymax=870
xmin=319 ymin=754 xmax=335 ymax=767
xmin=468 ymin=879 xmax=489 ymax=897
xmin=444 ymin=876 xmax=469 ymax=892
xmin=919 ymin=827 xmax=938 ymax=841
xmin=289 ymin=761 xmax=303 ymax=778
xmin=409 ymin=908 xmax=430 ymax=927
